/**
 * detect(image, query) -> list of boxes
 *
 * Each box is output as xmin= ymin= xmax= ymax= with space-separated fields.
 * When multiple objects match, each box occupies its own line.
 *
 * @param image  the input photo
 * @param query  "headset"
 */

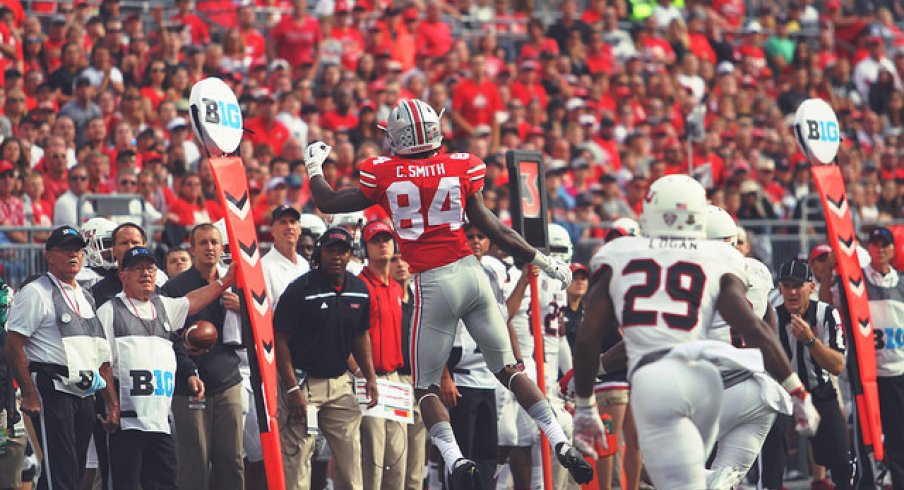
xmin=312 ymin=227 xmax=354 ymax=269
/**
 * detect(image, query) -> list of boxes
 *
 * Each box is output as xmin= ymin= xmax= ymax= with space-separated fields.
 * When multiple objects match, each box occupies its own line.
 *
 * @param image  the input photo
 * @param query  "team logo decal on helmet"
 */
xmin=383 ymin=99 xmax=444 ymax=156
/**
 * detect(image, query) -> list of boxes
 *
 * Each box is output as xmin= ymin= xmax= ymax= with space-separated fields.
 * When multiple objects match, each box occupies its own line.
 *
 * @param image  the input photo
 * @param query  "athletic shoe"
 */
xmin=555 ymin=442 xmax=594 ymax=484
xmin=447 ymin=458 xmax=482 ymax=490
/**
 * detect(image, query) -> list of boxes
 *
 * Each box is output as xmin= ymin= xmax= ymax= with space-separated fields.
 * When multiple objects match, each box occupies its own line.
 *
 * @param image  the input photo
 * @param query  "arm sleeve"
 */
xmin=465 ymin=155 xmax=486 ymax=197
xmin=6 ymin=283 xmax=47 ymax=337
xmin=823 ymin=306 xmax=846 ymax=354
xmin=358 ymin=293 xmax=371 ymax=333
xmin=358 ymin=157 xmax=384 ymax=202
xmin=160 ymin=297 xmax=191 ymax=333
xmin=96 ymin=303 xmax=117 ymax=371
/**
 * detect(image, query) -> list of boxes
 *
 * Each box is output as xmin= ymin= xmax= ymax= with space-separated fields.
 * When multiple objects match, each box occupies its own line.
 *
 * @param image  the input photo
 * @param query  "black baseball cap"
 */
xmin=45 ymin=225 xmax=87 ymax=250
xmin=778 ymin=259 xmax=813 ymax=285
xmin=120 ymin=246 xmax=155 ymax=270
xmin=271 ymin=205 xmax=301 ymax=224
xmin=868 ymin=226 xmax=895 ymax=246
xmin=319 ymin=227 xmax=353 ymax=249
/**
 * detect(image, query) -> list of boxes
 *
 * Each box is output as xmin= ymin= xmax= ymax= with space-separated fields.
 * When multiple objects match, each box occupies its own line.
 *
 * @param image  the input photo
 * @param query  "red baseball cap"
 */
xmin=363 ymin=220 xmax=394 ymax=242
xmin=0 ymin=160 xmax=14 ymax=174
xmin=570 ymin=263 xmax=589 ymax=275
xmin=809 ymin=244 xmax=832 ymax=262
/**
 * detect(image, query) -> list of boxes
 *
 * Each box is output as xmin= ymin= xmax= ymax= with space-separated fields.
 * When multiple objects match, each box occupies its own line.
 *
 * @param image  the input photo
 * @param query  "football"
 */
xmin=184 ymin=320 xmax=218 ymax=350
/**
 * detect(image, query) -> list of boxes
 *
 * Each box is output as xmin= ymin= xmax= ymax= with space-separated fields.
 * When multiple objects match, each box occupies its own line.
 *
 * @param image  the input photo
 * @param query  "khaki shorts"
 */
xmin=0 ymin=435 xmax=26 ymax=489
xmin=595 ymin=388 xmax=630 ymax=407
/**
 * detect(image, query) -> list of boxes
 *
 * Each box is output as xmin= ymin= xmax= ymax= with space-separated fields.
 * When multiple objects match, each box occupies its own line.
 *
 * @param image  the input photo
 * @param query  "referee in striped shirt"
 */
xmin=774 ymin=259 xmax=851 ymax=490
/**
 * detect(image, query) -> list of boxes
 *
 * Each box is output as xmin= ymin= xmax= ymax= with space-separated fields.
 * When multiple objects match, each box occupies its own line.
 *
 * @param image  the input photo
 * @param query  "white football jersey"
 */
xmin=508 ymin=268 xmax=566 ymax=385
xmin=709 ymin=257 xmax=774 ymax=345
xmin=594 ymin=236 xmax=747 ymax=374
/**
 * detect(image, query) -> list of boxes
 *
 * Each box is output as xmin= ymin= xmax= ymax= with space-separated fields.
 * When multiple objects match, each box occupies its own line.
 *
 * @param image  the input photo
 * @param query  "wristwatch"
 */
xmin=805 ymin=336 xmax=817 ymax=347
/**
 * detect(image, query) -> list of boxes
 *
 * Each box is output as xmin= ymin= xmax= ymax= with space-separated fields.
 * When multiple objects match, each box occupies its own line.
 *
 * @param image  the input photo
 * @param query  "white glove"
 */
xmin=573 ymin=403 xmax=607 ymax=460
xmin=791 ymin=389 xmax=820 ymax=437
xmin=531 ymin=252 xmax=572 ymax=288
xmin=304 ymin=141 xmax=332 ymax=179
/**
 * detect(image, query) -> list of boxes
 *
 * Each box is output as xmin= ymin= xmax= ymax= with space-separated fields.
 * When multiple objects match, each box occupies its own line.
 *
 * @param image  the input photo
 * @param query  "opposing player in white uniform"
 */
xmin=571 ymin=175 xmax=820 ymax=490
xmin=78 ymin=217 xmax=120 ymax=288
xmin=503 ymin=224 xmax=574 ymax=489
xmin=705 ymin=205 xmax=792 ymax=489
xmin=306 ymin=99 xmax=592 ymax=488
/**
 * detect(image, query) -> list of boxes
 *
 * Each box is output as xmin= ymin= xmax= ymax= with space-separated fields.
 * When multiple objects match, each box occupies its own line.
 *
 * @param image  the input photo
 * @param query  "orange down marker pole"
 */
xmin=529 ymin=272 xmax=554 ymax=490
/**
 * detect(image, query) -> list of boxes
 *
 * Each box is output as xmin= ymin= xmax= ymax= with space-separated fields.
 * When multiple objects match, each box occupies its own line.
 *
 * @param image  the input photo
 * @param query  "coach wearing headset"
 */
xmin=274 ymin=226 xmax=379 ymax=490
xmin=352 ymin=220 xmax=406 ymax=490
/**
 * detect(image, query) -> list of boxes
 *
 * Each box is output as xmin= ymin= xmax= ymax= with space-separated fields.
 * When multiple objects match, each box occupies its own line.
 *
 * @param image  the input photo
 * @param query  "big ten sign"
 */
xmin=794 ymin=98 xmax=841 ymax=165
xmin=189 ymin=77 xmax=244 ymax=157
xmin=506 ymin=150 xmax=549 ymax=253
xmin=201 ymin=98 xmax=242 ymax=129
xmin=803 ymin=119 xmax=840 ymax=143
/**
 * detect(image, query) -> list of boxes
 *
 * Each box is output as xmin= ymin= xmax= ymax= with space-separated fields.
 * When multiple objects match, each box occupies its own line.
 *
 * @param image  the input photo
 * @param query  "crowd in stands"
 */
xmin=0 ymin=0 xmax=899 ymax=262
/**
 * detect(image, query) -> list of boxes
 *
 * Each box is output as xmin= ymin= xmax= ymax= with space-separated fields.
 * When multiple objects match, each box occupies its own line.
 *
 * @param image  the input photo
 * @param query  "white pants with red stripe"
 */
xmin=410 ymin=255 xmax=515 ymax=390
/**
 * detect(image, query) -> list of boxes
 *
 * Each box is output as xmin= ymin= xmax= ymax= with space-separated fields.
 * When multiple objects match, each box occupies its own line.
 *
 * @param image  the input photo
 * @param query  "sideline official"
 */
xmin=356 ymin=221 xmax=406 ymax=490
xmin=161 ymin=223 xmax=245 ymax=490
xmin=861 ymin=227 xmax=904 ymax=487
xmin=5 ymin=226 xmax=119 ymax=490
xmin=97 ymin=246 xmax=234 ymax=490
xmin=774 ymin=260 xmax=850 ymax=490
xmin=274 ymin=227 xmax=378 ymax=490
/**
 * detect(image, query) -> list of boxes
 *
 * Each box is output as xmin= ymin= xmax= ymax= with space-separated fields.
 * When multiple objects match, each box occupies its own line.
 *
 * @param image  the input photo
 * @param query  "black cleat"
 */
xmin=447 ymin=458 xmax=483 ymax=490
xmin=555 ymin=442 xmax=594 ymax=484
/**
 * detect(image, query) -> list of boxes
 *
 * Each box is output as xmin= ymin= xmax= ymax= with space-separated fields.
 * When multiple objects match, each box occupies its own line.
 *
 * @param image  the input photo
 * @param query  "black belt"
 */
xmin=29 ymin=362 xmax=67 ymax=378
xmin=452 ymin=368 xmax=470 ymax=375
xmin=721 ymin=369 xmax=755 ymax=389
xmin=633 ymin=349 xmax=671 ymax=373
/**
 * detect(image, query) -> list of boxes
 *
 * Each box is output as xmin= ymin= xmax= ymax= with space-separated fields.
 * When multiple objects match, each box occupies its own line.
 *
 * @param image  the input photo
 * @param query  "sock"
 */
xmin=428 ymin=421 xmax=464 ymax=474
xmin=526 ymin=400 xmax=568 ymax=448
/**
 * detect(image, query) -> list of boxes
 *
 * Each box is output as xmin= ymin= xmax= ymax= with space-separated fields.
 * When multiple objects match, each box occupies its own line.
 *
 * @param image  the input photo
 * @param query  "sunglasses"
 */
xmin=119 ymin=179 xmax=138 ymax=186
xmin=466 ymin=233 xmax=487 ymax=240
xmin=69 ymin=175 xmax=88 ymax=181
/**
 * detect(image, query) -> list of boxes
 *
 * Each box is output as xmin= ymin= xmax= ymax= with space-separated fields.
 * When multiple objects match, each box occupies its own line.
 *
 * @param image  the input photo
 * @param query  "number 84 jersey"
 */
xmin=358 ymin=152 xmax=486 ymax=273
xmin=594 ymin=236 xmax=748 ymax=374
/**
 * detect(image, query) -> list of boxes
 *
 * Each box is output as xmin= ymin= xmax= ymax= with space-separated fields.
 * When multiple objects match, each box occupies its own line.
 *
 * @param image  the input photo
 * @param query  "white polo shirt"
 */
xmin=261 ymin=246 xmax=310 ymax=307
xmin=7 ymin=273 xmax=100 ymax=366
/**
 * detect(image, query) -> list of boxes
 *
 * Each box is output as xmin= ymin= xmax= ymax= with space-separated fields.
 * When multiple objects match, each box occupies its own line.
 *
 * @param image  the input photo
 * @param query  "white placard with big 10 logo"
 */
xmin=189 ymin=77 xmax=244 ymax=158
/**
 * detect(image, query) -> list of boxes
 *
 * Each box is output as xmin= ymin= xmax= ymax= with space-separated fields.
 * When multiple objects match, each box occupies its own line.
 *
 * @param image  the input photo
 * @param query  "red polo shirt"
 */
xmin=358 ymin=267 xmax=404 ymax=374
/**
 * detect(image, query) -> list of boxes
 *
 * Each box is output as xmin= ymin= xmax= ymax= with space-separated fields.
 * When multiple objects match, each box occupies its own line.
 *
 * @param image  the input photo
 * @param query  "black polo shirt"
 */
xmin=274 ymin=269 xmax=370 ymax=378
xmin=161 ymin=266 xmax=242 ymax=396
xmin=91 ymin=273 xmax=123 ymax=308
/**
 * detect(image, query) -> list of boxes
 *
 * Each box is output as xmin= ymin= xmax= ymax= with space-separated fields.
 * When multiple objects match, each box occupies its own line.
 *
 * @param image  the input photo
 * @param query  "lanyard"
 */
xmin=49 ymin=273 xmax=81 ymax=317
xmin=126 ymin=296 xmax=157 ymax=337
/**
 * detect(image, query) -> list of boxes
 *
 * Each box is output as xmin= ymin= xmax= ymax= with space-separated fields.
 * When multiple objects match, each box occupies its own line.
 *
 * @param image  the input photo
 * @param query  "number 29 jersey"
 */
xmin=594 ymin=236 xmax=748 ymax=374
xmin=358 ymin=152 xmax=487 ymax=273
